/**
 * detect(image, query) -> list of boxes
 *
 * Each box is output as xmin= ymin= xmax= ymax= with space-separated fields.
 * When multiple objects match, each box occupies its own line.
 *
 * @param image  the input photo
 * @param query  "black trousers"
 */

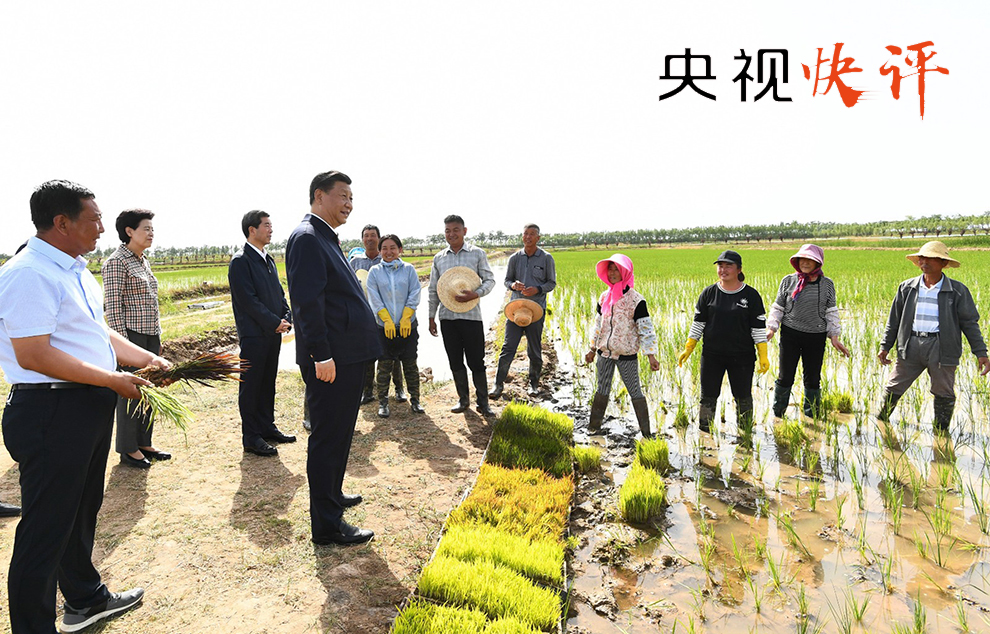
xmin=495 ymin=317 xmax=544 ymax=385
xmin=115 ymin=329 xmax=161 ymax=454
xmin=3 ymin=386 xmax=116 ymax=634
xmin=700 ymin=353 xmax=755 ymax=401
xmin=440 ymin=319 xmax=486 ymax=374
xmin=777 ymin=324 xmax=827 ymax=391
xmin=238 ymin=335 xmax=281 ymax=446
xmin=300 ymin=360 xmax=365 ymax=536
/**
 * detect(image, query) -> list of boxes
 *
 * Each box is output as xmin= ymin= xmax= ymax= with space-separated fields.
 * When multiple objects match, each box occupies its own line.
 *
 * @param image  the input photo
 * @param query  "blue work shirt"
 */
xmin=0 ymin=237 xmax=116 ymax=384
xmin=367 ymin=259 xmax=421 ymax=325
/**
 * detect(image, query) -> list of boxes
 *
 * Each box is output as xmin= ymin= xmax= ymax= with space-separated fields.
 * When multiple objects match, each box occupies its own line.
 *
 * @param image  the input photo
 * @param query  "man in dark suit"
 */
xmin=228 ymin=210 xmax=294 ymax=457
xmin=286 ymin=171 xmax=382 ymax=545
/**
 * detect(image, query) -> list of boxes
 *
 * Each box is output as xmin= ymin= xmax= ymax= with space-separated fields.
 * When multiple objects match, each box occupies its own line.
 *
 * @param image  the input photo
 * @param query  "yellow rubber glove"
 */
xmin=399 ymin=306 xmax=415 ymax=338
xmin=757 ymin=342 xmax=770 ymax=375
xmin=677 ymin=338 xmax=698 ymax=367
xmin=378 ymin=309 xmax=396 ymax=339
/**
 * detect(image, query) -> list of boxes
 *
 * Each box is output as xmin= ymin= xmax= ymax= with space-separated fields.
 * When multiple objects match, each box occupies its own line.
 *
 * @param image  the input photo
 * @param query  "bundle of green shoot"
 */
xmin=129 ymin=352 xmax=249 ymax=433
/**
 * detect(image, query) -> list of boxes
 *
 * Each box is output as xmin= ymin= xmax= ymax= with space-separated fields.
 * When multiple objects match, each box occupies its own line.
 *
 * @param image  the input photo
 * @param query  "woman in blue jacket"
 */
xmin=367 ymin=234 xmax=425 ymax=417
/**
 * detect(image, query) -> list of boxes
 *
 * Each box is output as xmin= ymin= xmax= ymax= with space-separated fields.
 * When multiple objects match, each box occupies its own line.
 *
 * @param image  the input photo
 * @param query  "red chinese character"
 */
xmin=880 ymin=41 xmax=949 ymax=119
xmin=801 ymin=43 xmax=867 ymax=107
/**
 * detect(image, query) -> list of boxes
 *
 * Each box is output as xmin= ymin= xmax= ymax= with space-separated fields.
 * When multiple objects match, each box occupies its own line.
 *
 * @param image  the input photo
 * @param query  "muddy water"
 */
xmin=545 ymin=321 xmax=990 ymax=633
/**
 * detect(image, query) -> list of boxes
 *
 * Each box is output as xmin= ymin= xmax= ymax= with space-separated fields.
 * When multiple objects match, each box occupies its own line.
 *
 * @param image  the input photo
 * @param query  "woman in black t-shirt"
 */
xmin=678 ymin=250 xmax=769 ymax=435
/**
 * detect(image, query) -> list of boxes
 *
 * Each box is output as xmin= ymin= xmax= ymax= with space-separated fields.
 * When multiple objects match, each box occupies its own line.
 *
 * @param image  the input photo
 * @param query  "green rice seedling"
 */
xmin=636 ymin=437 xmax=672 ymax=474
xmin=796 ymin=582 xmax=809 ymax=616
xmin=957 ymin=596 xmax=970 ymax=633
xmin=572 ymin=445 xmax=602 ymax=474
xmin=488 ymin=403 xmax=574 ymax=477
xmin=806 ymin=450 xmax=820 ymax=476
xmin=740 ymin=452 xmax=752 ymax=472
xmin=773 ymin=418 xmax=808 ymax=460
xmin=765 ymin=551 xmax=792 ymax=594
xmin=417 ymin=555 xmax=561 ymax=631
xmin=674 ymin=399 xmax=690 ymax=430
xmin=891 ymin=488 xmax=904 ymax=535
xmin=753 ymin=535 xmax=767 ymax=560
xmin=908 ymin=466 xmax=925 ymax=509
xmin=730 ymin=535 xmax=750 ymax=575
xmin=828 ymin=594 xmax=853 ymax=634
xmin=966 ymin=479 xmax=989 ymax=534
xmin=777 ymin=510 xmax=812 ymax=558
xmin=746 ymin=573 xmax=764 ymax=614
xmin=849 ymin=462 xmax=865 ymax=510
xmin=836 ymin=494 xmax=848 ymax=529
xmin=131 ymin=385 xmax=194 ymax=434
xmin=391 ymin=599 xmax=487 ymax=634
xmin=823 ymin=389 xmax=854 ymax=414
xmin=618 ymin=461 xmax=667 ymax=523
xmin=808 ymin=478 xmax=821 ymax=511
xmin=449 ymin=464 xmax=573 ymax=542
xmin=913 ymin=531 xmax=927 ymax=560
xmin=845 ymin=585 xmax=870 ymax=622
xmin=877 ymin=550 xmax=894 ymax=594
xmin=482 ymin=616 xmax=544 ymax=634
xmin=697 ymin=535 xmax=717 ymax=582
xmin=436 ymin=523 xmax=564 ymax=585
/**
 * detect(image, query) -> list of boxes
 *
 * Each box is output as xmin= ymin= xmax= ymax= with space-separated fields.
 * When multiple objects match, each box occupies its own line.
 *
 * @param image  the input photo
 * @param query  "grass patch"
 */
xmin=486 ymin=402 xmax=574 ymax=477
xmin=437 ymin=523 xmax=564 ymax=584
xmin=448 ymin=464 xmax=573 ymax=542
xmin=417 ymin=555 xmax=561 ymax=631
xmin=618 ymin=461 xmax=667 ymax=523
xmin=572 ymin=445 xmax=601 ymax=473
xmin=635 ymin=437 xmax=671 ymax=474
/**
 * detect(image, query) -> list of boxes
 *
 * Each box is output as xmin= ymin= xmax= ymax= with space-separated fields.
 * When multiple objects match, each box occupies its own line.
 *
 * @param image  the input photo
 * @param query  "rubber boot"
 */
xmin=632 ymin=397 xmax=652 ymax=438
xmin=772 ymin=381 xmax=790 ymax=418
xmin=877 ymin=391 xmax=901 ymax=422
xmin=376 ymin=359 xmax=393 ymax=403
xmin=698 ymin=397 xmax=717 ymax=434
xmin=451 ymin=369 xmax=470 ymax=413
xmin=473 ymin=371 xmax=495 ymax=417
xmin=378 ymin=397 xmax=390 ymax=418
xmin=403 ymin=360 xmax=425 ymax=413
xmin=933 ymin=396 xmax=955 ymax=434
xmin=361 ymin=361 xmax=376 ymax=404
xmin=802 ymin=388 xmax=822 ymax=419
xmin=736 ymin=396 xmax=754 ymax=437
xmin=588 ymin=392 xmax=609 ymax=435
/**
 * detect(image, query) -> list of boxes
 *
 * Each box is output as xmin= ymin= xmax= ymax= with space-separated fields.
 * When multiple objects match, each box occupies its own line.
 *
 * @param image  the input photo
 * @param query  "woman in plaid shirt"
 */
xmin=102 ymin=209 xmax=171 ymax=469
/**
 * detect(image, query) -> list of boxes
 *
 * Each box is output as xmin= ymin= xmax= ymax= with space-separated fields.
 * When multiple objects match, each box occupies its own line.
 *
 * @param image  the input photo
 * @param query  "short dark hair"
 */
xmin=362 ymin=224 xmax=381 ymax=239
xmin=241 ymin=210 xmax=270 ymax=239
xmin=116 ymin=209 xmax=155 ymax=244
xmin=444 ymin=214 xmax=465 ymax=226
xmin=309 ymin=171 xmax=352 ymax=204
xmin=379 ymin=234 xmax=402 ymax=250
xmin=30 ymin=180 xmax=95 ymax=231
xmin=524 ymin=223 xmax=540 ymax=234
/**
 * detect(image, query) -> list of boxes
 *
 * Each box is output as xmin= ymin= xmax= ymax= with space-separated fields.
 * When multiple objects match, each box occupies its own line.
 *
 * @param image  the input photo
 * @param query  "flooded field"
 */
xmin=549 ymin=247 xmax=990 ymax=634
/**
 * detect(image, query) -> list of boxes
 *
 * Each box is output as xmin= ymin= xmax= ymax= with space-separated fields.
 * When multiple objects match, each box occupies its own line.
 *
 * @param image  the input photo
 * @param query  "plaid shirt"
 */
xmin=101 ymin=244 xmax=161 ymax=336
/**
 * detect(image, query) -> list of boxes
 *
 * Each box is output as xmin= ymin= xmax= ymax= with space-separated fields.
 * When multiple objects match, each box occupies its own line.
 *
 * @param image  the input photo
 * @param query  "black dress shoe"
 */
xmin=244 ymin=439 xmax=278 ymax=457
xmin=394 ymin=388 xmax=408 ymax=403
xmin=360 ymin=392 xmax=375 ymax=405
xmin=263 ymin=430 xmax=296 ymax=444
xmin=477 ymin=403 xmax=496 ymax=417
xmin=141 ymin=449 xmax=172 ymax=461
xmin=0 ymin=501 xmax=21 ymax=517
xmin=303 ymin=419 xmax=312 ymax=432
xmin=451 ymin=399 xmax=470 ymax=414
xmin=527 ymin=383 xmax=540 ymax=397
xmin=120 ymin=453 xmax=151 ymax=469
xmin=410 ymin=400 xmax=425 ymax=414
xmin=378 ymin=402 xmax=390 ymax=418
xmin=489 ymin=384 xmax=504 ymax=400
xmin=340 ymin=493 xmax=363 ymax=508
xmin=312 ymin=520 xmax=374 ymax=545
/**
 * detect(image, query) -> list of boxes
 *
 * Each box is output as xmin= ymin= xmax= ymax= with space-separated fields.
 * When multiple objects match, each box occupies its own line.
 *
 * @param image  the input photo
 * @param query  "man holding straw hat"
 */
xmin=428 ymin=214 xmax=496 ymax=416
xmin=877 ymin=240 xmax=990 ymax=433
xmin=491 ymin=223 xmax=556 ymax=399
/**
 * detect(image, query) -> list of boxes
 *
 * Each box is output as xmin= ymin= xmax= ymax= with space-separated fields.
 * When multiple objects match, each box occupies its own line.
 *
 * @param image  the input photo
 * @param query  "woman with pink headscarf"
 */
xmin=584 ymin=254 xmax=660 ymax=437
xmin=766 ymin=244 xmax=850 ymax=419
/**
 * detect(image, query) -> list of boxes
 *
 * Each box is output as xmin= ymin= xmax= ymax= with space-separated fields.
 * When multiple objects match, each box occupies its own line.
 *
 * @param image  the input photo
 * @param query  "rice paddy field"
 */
xmin=551 ymin=246 xmax=990 ymax=634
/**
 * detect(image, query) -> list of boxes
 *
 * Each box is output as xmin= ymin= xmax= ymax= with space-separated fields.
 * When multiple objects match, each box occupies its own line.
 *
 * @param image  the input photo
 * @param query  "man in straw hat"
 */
xmin=428 ymin=214 xmax=496 ymax=416
xmin=490 ymin=223 xmax=556 ymax=399
xmin=877 ymin=241 xmax=990 ymax=433
xmin=286 ymin=171 xmax=382 ymax=545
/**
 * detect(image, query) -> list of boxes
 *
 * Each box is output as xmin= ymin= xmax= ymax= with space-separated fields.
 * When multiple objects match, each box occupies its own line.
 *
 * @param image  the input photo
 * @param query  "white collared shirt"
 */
xmin=0 ymin=237 xmax=117 ymax=384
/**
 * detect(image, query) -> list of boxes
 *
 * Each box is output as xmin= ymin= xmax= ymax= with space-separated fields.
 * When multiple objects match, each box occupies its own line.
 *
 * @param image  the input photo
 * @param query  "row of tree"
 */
xmin=3 ymin=211 xmax=988 ymax=265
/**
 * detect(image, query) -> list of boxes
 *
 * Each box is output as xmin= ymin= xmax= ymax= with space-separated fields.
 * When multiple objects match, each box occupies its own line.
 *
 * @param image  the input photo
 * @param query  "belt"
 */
xmin=11 ymin=382 xmax=91 ymax=391
xmin=912 ymin=331 xmax=939 ymax=338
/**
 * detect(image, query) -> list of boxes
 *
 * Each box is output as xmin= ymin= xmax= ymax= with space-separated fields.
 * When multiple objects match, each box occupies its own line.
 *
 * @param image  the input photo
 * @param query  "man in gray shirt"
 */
xmin=491 ymin=224 xmax=556 ymax=398
xmin=428 ymin=214 xmax=496 ymax=416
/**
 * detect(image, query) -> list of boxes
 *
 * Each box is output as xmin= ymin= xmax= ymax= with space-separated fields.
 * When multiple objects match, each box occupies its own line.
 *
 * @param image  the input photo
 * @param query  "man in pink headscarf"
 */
xmin=584 ymin=254 xmax=660 ymax=437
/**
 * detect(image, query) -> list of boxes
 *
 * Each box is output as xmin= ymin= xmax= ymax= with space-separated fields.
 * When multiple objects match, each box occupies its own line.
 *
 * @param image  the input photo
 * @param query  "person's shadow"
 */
xmin=313 ymin=542 xmax=405 ymax=633
xmin=92 ymin=464 xmax=149 ymax=565
xmin=359 ymin=411 xmax=471 ymax=477
xmin=229 ymin=454 xmax=305 ymax=548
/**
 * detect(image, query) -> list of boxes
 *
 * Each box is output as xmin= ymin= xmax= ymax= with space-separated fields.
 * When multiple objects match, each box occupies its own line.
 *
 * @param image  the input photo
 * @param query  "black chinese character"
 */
xmin=659 ymin=48 xmax=716 ymax=101
xmin=734 ymin=49 xmax=792 ymax=102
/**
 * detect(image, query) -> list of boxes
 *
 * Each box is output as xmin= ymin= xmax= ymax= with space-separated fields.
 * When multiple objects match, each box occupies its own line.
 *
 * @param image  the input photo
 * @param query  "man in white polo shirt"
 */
xmin=877 ymin=241 xmax=990 ymax=433
xmin=0 ymin=180 xmax=170 ymax=633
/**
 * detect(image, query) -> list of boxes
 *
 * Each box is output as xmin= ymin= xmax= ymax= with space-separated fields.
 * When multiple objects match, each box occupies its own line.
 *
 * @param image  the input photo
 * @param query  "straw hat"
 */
xmin=906 ymin=241 xmax=960 ymax=268
xmin=504 ymin=298 xmax=544 ymax=327
xmin=437 ymin=266 xmax=481 ymax=312
xmin=354 ymin=269 xmax=370 ymax=301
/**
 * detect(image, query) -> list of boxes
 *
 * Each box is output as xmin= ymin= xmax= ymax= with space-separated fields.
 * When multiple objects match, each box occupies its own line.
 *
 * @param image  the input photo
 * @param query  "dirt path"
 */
xmin=0 ymin=365 xmax=505 ymax=633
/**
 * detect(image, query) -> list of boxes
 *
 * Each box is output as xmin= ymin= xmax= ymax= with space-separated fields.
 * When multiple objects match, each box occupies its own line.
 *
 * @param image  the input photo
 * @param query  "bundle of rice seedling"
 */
xmin=135 ymin=352 xmax=248 ymax=387
xmin=128 ymin=385 xmax=194 ymax=433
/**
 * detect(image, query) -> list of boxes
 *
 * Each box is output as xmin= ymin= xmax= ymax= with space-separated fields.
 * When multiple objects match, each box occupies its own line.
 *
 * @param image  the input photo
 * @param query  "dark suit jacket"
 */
xmin=286 ymin=214 xmax=382 ymax=368
xmin=228 ymin=243 xmax=291 ymax=339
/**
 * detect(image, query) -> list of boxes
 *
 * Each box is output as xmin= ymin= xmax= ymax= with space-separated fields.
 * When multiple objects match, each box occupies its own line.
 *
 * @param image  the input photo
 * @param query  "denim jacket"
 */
xmin=881 ymin=274 xmax=987 ymax=366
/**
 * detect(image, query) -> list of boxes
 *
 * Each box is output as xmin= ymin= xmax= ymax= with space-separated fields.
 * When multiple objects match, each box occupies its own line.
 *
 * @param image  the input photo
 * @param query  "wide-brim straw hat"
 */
xmin=437 ymin=266 xmax=482 ymax=312
xmin=906 ymin=241 xmax=960 ymax=268
xmin=505 ymin=298 xmax=544 ymax=327
xmin=354 ymin=269 xmax=370 ymax=300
